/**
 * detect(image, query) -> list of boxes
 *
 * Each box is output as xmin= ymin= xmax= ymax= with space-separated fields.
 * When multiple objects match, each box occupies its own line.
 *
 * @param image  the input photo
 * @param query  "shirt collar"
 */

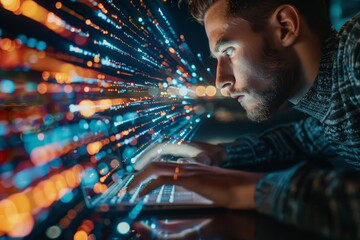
xmin=293 ymin=29 xmax=339 ymax=122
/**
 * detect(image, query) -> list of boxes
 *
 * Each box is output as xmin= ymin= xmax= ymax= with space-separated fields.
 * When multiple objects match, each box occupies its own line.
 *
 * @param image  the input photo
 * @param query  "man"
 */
xmin=129 ymin=0 xmax=360 ymax=238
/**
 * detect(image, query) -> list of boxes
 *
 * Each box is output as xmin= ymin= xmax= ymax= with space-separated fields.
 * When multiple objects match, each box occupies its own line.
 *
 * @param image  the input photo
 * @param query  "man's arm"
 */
xmin=255 ymin=163 xmax=360 ymax=239
xmin=221 ymin=117 xmax=331 ymax=169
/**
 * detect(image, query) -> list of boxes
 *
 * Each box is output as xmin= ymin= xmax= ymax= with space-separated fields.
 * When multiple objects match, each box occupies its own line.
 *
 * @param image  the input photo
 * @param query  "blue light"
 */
xmin=49 ymin=158 xmax=62 ymax=168
xmin=0 ymin=79 xmax=15 ymax=93
xmin=60 ymin=190 xmax=74 ymax=203
xmin=0 ymin=121 xmax=8 ymax=136
xmin=98 ymin=162 xmax=109 ymax=175
xmin=36 ymin=41 xmax=47 ymax=51
xmin=117 ymin=222 xmax=130 ymax=235
xmin=17 ymin=34 xmax=27 ymax=44
xmin=24 ymin=82 xmax=37 ymax=92
xmin=13 ymin=170 xmax=33 ymax=189
xmin=191 ymin=65 xmax=196 ymax=70
xmin=138 ymin=17 xmax=143 ymax=22
xmin=207 ymin=68 xmax=211 ymax=72
xmin=35 ymin=164 xmax=50 ymax=177
xmin=27 ymin=38 xmax=37 ymax=48
xmin=122 ymin=146 xmax=137 ymax=160
xmin=82 ymin=168 xmax=99 ymax=186
xmin=126 ymin=165 xmax=133 ymax=172
xmin=0 ymin=28 xmax=2 ymax=37
xmin=79 ymin=119 xmax=89 ymax=130
xmin=192 ymin=72 xmax=197 ymax=77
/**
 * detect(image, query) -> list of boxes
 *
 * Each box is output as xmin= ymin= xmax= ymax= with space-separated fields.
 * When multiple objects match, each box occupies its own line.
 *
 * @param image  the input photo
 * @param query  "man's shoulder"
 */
xmin=338 ymin=12 xmax=360 ymax=38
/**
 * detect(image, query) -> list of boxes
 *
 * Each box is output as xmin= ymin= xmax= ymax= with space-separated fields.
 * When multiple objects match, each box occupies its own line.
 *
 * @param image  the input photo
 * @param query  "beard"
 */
xmin=244 ymin=43 xmax=298 ymax=122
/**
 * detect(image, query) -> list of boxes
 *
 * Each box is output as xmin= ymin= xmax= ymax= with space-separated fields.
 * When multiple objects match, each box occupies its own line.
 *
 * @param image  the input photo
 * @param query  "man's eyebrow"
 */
xmin=210 ymin=39 xmax=234 ymax=58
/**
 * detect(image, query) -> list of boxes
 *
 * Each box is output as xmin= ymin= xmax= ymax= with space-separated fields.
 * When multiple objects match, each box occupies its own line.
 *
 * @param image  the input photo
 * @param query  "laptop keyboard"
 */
xmin=98 ymin=174 xmax=193 ymax=205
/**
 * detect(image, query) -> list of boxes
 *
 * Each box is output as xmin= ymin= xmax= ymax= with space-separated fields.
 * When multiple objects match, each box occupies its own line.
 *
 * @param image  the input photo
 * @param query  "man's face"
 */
xmin=204 ymin=0 xmax=295 ymax=121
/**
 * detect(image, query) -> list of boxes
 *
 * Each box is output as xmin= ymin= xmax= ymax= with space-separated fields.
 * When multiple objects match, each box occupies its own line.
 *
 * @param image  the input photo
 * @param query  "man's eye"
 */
xmin=223 ymin=48 xmax=234 ymax=57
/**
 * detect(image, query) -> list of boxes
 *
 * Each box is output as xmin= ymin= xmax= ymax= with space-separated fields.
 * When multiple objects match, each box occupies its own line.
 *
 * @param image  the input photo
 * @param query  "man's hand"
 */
xmin=133 ymin=141 xmax=227 ymax=170
xmin=176 ymin=141 xmax=227 ymax=166
xmin=128 ymin=162 xmax=264 ymax=209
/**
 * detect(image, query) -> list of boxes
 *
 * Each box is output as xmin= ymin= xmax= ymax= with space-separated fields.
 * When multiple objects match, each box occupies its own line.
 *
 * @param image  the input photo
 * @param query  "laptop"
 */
xmin=81 ymin=144 xmax=215 ymax=212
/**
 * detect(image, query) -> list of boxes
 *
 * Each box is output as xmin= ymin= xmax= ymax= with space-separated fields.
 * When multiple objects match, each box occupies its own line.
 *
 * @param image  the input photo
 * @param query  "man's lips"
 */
xmin=231 ymin=94 xmax=245 ymax=103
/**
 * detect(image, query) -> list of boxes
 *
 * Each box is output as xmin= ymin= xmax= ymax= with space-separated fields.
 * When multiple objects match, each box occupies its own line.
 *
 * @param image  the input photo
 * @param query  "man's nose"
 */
xmin=215 ymin=58 xmax=235 ymax=90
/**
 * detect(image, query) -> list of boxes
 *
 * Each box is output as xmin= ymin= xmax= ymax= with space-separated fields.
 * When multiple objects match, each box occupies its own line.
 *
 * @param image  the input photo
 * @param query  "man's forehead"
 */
xmin=204 ymin=0 xmax=228 ymax=40
xmin=204 ymin=0 xmax=228 ymax=27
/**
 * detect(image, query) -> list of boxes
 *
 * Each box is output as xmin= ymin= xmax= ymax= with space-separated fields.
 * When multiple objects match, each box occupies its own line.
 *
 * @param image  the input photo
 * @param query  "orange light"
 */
xmin=195 ymin=86 xmax=206 ymax=97
xmin=93 ymin=183 xmax=107 ymax=194
xmin=37 ymin=83 xmax=48 ymax=94
xmin=33 ymin=183 xmax=51 ymax=208
xmin=168 ymin=47 xmax=175 ymax=54
xmin=63 ymin=170 xmax=76 ymax=188
xmin=78 ymin=100 xmax=96 ymax=117
xmin=55 ymin=1 xmax=62 ymax=9
xmin=64 ymin=85 xmax=73 ymax=93
xmin=42 ymin=71 xmax=50 ymax=81
xmin=1 ymin=0 xmax=20 ymax=12
xmin=86 ymin=141 xmax=102 ymax=155
xmin=50 ymin=175 xmax=67 ymax=193
xmin=7 ymin=214 xmax=34 ymax=238
xmin=74 ymin=230 xmax=88 ymax=240
xmin=99 ymin=99 xmax=112 ymax=110
xmin=66 ymin=112 xmax=74 ymax=120
xmin=205 ymin=85 xmax=217 ymax=97
xmin=59 ymin=218 xmax=71 ymax=228
xmin=43 ymin=180 xmax=58 ymax=202
xmin=0 ymin=38 xmax=13 ymax=51
xmin=20 ymin=1 xmax=40 ymax=19
xmin=0 ymin=199 xmax=18 ymax=233
xmin=67 ymin=209 xmax=77 ymax=219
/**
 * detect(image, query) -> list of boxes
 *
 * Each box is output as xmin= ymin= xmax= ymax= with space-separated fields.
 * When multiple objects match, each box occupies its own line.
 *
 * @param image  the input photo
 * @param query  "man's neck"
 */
xmin=289 ymin=31 xmax=324 ymax=104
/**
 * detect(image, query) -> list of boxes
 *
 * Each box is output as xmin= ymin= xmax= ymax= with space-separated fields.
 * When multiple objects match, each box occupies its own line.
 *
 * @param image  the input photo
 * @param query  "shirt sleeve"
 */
xmin=255 ymin=163 xmax=360 ymax=239
xmin=220 ymin=117 xmax=331 ymax=169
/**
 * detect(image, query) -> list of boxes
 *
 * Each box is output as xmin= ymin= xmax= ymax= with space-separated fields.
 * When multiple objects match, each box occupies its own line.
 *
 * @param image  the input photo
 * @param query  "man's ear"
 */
xmin=269 ymin=5 xmax=300 ymax=47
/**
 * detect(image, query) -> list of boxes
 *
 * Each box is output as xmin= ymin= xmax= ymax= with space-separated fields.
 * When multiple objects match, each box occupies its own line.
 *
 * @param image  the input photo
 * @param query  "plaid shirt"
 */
xmin=221 ymin=13 xmax=360 ymax=239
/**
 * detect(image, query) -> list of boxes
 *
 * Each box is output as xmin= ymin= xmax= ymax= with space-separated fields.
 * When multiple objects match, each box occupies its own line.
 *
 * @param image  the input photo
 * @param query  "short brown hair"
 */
xmin=185 ymin=0 xmax=330 ymax=36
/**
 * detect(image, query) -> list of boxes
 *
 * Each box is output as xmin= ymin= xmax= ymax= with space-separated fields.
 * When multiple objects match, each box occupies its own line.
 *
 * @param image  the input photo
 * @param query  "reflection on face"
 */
xmin=204 ymin=0 xmax=296 ymax=122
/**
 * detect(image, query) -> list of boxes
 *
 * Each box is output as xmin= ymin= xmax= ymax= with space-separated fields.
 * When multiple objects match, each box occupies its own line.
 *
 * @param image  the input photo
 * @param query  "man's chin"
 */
xmin=246 ymin=108 xmax=271 ymax=122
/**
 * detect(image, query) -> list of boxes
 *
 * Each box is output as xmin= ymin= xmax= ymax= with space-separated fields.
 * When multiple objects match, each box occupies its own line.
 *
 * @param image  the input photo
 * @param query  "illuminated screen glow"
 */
xmin=0 ymin=0 xmax=219 ymax=238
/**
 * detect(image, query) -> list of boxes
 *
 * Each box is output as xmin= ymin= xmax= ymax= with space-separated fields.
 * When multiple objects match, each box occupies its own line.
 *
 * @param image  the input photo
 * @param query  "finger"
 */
xmin=127 ymin=162 xmax=180 ymax=192
xmin=194 ymin=153 xmax=211 ymax=165
xmin=139 ymin=176 xmax=175 ymax=197
xmin=132 ymin=222 xmax=153 ymax=239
